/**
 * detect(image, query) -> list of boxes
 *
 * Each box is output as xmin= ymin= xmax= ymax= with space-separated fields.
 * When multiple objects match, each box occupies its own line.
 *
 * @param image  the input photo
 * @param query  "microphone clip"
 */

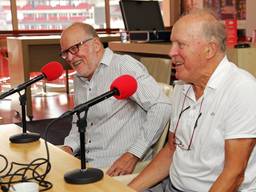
xmin=76 ymin=108 xmax=88 ymax=133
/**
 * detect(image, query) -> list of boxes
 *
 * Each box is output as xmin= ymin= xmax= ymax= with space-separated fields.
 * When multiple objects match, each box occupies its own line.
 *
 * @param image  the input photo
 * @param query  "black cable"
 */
xmin=0 ymin=115 xmax=68 ymax=191
xmin=0 ymin=154 xmax=52 ymax=191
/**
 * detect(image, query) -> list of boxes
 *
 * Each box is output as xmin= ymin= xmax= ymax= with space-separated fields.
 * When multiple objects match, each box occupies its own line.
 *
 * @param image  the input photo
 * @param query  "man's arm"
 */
xmin=106 ymin=102 xmax=171 ymax=176
xmin=128 ymin=133 xmax=176 ymax=192
xmin=210 ymin=138 xmax=256 ymax=191
xmin=63 ymin=115 xmax=80 ymax=155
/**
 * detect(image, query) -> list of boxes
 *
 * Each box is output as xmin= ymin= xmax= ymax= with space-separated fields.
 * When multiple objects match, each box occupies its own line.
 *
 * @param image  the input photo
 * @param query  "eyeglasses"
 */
xmin=59 ymin=37 xmax=94 ymax=60
xmin=173 ymin=88 xmax=204 ymax=151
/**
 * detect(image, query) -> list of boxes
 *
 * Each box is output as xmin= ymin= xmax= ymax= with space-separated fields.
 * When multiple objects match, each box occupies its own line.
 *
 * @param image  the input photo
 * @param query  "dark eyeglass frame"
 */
xmin=173 ymin=87 xmax=204 ymax=151
xmin=59 ymin=37 xmax=94 ymax=60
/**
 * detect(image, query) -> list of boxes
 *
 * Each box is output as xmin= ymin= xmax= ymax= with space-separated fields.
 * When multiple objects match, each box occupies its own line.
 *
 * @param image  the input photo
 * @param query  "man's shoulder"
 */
xmin=109 ymin=52 xmax=147 ymax=74
xmin=229 ymin=64 xmax=256 ymax=89
xmin=112 ymin=51 xmax=139 ymax=64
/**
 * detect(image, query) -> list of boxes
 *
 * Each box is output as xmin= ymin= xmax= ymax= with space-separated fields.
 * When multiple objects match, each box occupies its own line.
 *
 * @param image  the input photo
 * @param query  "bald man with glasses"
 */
xmin=59 ymin=22 xmax=171 ymax=176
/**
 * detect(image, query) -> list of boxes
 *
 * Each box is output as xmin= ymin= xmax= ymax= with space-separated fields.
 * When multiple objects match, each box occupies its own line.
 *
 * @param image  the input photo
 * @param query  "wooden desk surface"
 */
xmin=0 ymin=124 xmax=135 ymax=192
xmin=109 ymin=41 xmax=171 ymax=56
xmin=109 ymin=41 xmax=256 ymax=77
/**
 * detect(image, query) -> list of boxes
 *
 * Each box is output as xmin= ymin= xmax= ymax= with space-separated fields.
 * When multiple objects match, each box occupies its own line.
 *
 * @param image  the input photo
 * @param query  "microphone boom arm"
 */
xmin=0 ymin=74 xmax=45 ymax=100
xmin=63 ymin=88 xmax=119 ymax=118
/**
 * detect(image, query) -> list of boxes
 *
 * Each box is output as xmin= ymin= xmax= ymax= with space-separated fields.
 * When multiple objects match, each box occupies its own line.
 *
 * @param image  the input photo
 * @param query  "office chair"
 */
xmin=132 ymin=82 xmax=172 ymax=173
xmin=0 ymin=51 xmax=10 ymax=91
xmin=140 ymin=57 xmax=171 ymax=84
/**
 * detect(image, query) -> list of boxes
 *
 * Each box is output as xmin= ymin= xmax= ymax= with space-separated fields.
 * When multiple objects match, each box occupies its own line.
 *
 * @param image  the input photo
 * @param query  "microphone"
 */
xmin=63 ymin=74 xmax=137 ymax=185
xmin=62 ymin=74 xmax=137 ymax=118
xmin=7 ymin=62 xmax=64 ymax=144
xmin=0 ymin=61 xmax=64 ymax=99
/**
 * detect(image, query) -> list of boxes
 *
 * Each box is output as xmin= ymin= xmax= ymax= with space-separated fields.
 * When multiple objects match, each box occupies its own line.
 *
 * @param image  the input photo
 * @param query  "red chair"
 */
xmin=0 ymin=52 xmax=9 ymax=78
xmin=0 ymin=52 xmax=10 ymax=92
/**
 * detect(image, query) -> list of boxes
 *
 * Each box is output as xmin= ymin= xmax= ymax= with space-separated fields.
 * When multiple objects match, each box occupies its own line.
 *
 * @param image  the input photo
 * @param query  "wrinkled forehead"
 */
xmin=60 ymin=27 xmax=88 ymax=50
xmin=171 ymin=16 xmax=205 ymax=42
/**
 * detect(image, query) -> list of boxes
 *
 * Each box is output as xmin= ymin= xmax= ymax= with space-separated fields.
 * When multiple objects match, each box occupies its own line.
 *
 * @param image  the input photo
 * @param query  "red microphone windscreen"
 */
xmin=41 ymin=61 xmax=64 ymax=81
xmin=110 ymin=74 xmax=137 ymax=99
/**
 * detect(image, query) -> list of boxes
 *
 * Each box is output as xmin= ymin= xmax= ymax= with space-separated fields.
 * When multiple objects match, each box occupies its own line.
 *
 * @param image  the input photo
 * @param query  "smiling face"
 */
xmin=169 ymin=15 xmax=211 ymax=85
xmin=60 ymin=23 xmax=104 ymax=79
xmin=169 ymin=15 xmax=223 ymax=88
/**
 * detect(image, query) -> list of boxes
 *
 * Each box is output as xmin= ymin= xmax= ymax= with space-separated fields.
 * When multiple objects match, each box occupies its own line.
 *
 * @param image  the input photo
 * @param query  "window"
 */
xmin=110 ymin=0 xmax=124 ymax=29
xmin=0 ymin=0 xmax=12 ymax=30
xmin=15 ymin=0 xmax=106 ymax=30
xmin=0 ymin=0 xmax=166 ymax=32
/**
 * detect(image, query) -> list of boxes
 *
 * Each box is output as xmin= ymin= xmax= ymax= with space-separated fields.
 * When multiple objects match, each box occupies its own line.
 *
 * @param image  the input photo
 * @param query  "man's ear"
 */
xmin=93 ymin=38 xmax=102 ymax=51
xmin=205 ymin=41 xmax=217 ymax=59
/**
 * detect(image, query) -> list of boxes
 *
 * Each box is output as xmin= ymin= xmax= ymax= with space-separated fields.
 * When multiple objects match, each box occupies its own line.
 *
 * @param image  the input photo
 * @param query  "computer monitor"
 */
xmin=119 ymin=0 xmax=164 ymax=31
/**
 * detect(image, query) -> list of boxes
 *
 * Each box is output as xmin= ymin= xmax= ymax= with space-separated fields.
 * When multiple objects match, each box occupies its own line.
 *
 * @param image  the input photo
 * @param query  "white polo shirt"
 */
xmin=169 ymin=56 xmax=256 ymax=191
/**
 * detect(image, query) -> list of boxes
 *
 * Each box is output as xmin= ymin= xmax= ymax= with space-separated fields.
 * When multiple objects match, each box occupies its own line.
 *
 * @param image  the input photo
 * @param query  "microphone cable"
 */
xmin=0 ymin=151 xmax=52 ymax=191
xmin=0 ymin=115 xmax=67 ymax=191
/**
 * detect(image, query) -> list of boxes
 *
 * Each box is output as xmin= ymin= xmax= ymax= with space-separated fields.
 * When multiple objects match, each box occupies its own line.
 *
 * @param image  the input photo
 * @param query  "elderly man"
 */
xmin=129 ymin=9 xmax=256 ymax=192
xmin=59 ymin=22 xmax=171 ymax=176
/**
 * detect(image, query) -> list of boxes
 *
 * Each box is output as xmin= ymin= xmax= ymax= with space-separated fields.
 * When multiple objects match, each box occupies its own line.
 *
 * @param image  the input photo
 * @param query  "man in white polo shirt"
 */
xmin=129 ymin=9 xmax=256 ymax=192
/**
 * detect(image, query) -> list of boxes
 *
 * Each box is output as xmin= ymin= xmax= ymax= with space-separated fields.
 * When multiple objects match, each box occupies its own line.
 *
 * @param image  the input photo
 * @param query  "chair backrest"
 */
xmin=0 ymin=52 xmax=9 ymax=77
xmin=152 ymin=120 xmax=170 ymax=156
xmin=132 ymin=83 xmax=173 ymax=173
xmin=151 ymin=83 xmax=173 ymax=156
xmin=140 ymin=57 xmax=171 ymax=84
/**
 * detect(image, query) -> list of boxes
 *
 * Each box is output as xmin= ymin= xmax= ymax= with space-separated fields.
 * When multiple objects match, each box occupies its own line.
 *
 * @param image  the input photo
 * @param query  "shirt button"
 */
xmin=87 ymin=150 xmax=89 ymax=153
xmin=88 ymin=140 xmax=91 ymax=143
xmin=89 ymin=88 xmax=92 ymax=91
xmin=90 ymin=122 xmax=93 ymax=126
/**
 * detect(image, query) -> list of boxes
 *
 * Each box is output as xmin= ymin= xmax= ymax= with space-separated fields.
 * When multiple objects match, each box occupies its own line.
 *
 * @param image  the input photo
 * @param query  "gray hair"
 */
xmin=183 ymin=8 xmax=227 ymax=52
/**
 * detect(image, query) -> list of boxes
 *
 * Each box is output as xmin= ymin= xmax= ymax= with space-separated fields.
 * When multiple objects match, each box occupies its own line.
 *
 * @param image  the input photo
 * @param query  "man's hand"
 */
xmin=60 ymin=145 xmax=73 ymax=154
xmin=106 ymin=152 xmax=139 ymax=176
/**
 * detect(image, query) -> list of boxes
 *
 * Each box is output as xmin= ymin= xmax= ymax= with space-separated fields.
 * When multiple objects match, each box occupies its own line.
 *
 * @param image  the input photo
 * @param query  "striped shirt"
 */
xmin=64 ymin=48 xmax=171 ymax=168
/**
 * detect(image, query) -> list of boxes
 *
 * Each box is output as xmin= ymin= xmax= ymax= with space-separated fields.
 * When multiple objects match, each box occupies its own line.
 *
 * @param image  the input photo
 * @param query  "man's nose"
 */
xmin=66 ymin=51 xmax=75 ymax=62
xmin=169 ymin=44 xmax=178 ymax=58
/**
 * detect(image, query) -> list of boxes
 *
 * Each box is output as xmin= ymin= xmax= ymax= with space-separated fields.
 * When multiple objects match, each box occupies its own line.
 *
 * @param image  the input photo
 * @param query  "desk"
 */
xmin=109 ymin=41 xmax=256 ymax=76
xmin=7 ymin=35 xmax=120 ymax=119
xmin=0 ymin=124 xmax=135 ymax=192
xmin=109 ymin=41 xmax=170 ymax=57
xmin=109 ymin=41 xmax=173 ymax=84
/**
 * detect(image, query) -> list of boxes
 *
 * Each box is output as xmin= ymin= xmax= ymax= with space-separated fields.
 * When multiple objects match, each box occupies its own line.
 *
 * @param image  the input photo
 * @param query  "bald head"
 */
xmin=60 ymin=22 xmax=100 ymax=50
xmin=62 ymin=22 xmax=99 ymax=38
xmin=174 ymin=9 xmax=226 ymax=52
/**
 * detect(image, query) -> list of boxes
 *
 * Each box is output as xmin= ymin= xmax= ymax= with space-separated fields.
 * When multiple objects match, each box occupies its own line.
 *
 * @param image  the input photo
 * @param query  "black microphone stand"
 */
xmin=9 ymin=89 xmax=40 ymax=143
xmin=64 ymin=107 xmax=103 ymax=184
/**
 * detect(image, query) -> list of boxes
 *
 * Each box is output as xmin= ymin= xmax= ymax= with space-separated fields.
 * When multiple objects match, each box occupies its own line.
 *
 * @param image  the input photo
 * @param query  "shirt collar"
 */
xmin=179 ymin=56 xmax=229 ymax=99
xmin=206 ymin=56 xmax=230 ymax=90
xmin=100 ymin=47 xmax=113 ymax=67
xmin=75 ymin=47 xmax=113 ymax=81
